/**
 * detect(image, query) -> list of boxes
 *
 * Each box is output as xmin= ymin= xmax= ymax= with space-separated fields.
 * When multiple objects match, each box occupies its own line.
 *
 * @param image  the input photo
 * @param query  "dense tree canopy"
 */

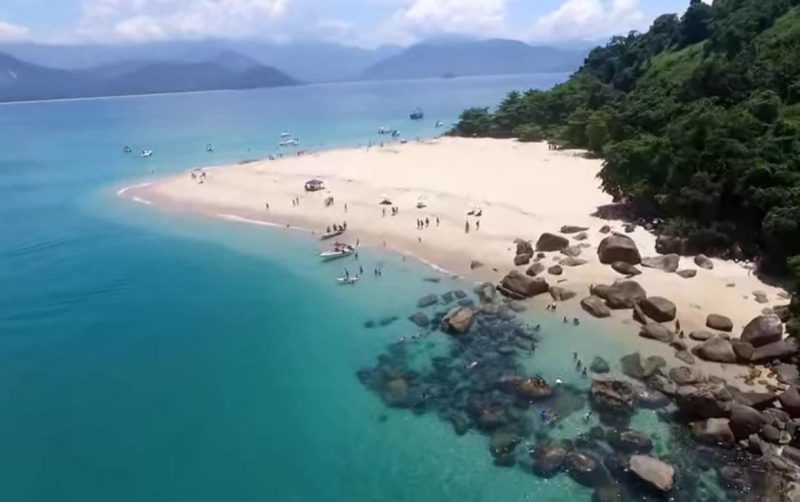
xmin=453 ymin=0 xmax=800 ymax=332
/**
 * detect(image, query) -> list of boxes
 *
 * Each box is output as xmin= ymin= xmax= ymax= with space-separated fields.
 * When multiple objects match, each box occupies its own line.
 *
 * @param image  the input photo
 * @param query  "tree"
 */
xmin=680 ymin=0 xmax=713 ymax=46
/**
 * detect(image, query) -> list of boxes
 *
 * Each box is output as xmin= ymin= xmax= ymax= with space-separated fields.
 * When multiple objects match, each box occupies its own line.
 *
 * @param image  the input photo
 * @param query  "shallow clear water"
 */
xmin=0 ymin=75 xmax=699 ymax=501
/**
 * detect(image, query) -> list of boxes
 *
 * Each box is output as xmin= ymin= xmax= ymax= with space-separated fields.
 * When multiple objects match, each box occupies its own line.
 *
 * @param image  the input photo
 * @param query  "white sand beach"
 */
xmin=124 ymin=137 xmax=791 ymax=385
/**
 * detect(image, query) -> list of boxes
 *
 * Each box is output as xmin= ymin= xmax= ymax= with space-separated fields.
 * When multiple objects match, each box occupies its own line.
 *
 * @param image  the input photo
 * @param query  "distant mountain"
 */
xmin=360 ymin=39 xmax=588 ymax=80
xmin=0 ymin=52 xmax=299 ymax=103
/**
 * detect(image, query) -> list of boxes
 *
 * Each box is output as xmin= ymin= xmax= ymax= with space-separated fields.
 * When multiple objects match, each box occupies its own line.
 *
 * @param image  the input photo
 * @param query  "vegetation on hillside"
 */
xmin=453 ymin=0 xmax=800 ymax=332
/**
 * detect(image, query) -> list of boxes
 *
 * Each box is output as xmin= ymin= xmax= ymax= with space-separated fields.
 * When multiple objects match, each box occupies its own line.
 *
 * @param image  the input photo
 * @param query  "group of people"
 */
xmin=326 ymin=222 xmax=347 ymax=234
xmin=291 ymin=197 xmax=301 ymax=206
xmin=464 ymin=219 xmax=480 ymax=233
xmin=573 ymin=352 xmax=588 ymax=378
xmin=382 ymin=206 xmax=400 ymax=217
xmin=189 ymin=170 xmax=207 ymax=183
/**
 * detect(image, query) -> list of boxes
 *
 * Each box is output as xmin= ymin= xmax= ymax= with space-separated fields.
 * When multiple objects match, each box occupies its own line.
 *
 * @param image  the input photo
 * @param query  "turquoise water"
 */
xmin=0 ymin=75 xmax=702 ymax=501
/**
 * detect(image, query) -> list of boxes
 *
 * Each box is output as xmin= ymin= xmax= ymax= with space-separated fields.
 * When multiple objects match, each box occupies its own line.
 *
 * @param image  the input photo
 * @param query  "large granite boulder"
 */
xmin=729 ymin=404 xmax=765 ymax=440
xmin=531 ymin=442 xmax=568 ymax=477
xmin=639 ymin=297 xmax=677 ymax=323
xmin=581 ymin=296 xmax=611 ymax=318
xmin=641 ymin=254 xmax=680 ymax=273
xmin=741 ymin=315 xmax=784 ymax=347
xmin=639 ymin=324 xmax=674 ymax=344
xmin=536 ymin=233 xmax=570 ymax=252
xmin=515 ymin=239 xmax=534 ymax=257
xmin=695 ymin=254 xmax=714 ymax=270
xmin=629 ymin=455 xmax=675 ymax=493
xmin=591 ymin=377 xmax=636 ymax=416
xmin=732 ymin=340 xmax=754 ymax=363
xmin=691 ymin=418 xmax=735 ymax=445
xmin=611 ymin=261 xmax=641 ymax=276
xmin=499 ymin=270 xmax=549 ymax=299
xmin=778 ymin=387 xmax=800 ymax=417
xmin=706 ymin=314 xmax=733 ymax=332
xmin=549 ymin=286 xmax=577 ymax=302
xmin=441 ymin=307 xmax=474 ymax=334
xmin=750 ymin=338 xmax=800 ymax=363
xmin=608 ymin=429 xmax=653 ymax=454
xmin=693 ymin=336 xmax=737 ymax=363
xmin=605 ymin=280 xmax=647 ymax=309
xmin=598 ymin=233 xmax=641 ymax=265
xmin=669 ymin=366 xmax=704 ymax=385
xmin=676 ymin=383 xmax=733 ymax=418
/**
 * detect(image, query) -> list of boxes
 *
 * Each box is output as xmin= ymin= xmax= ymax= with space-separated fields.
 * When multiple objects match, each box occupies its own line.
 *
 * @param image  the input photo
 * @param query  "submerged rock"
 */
xmin=441 ymin=307 xmax=474 ymax=334
xmin=590 ymin=356 xmax=610 ymax=374
xmin=591 ymin=377 xmax=636 ymax=417
xmin=408 ymin=311 xmax=430 ymax=328
xmin=629 ymin=455 xmax=675 ymax=493
xmin=566 ymin=451 xmax=608 ymax=487
xmin=417 ymin=294 xmax=439 ymax=308
xmin=531 ymin=442 xmax=568 ymax=477
xmin=608 ymin=429 xmax=653 ymax=454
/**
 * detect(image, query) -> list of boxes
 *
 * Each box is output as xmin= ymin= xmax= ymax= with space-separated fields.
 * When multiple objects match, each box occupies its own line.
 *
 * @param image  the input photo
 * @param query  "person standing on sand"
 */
xmin=436 ymin=217 xmax=440 ymax=227
xmin=425 ymin=217 xmax=429 ymax=228
xmin=465 ymin=221 xmax=470 ymax=233
xmin=382 ymin=208 xmax=386 ymax=217
xmin=345 ymin=203 xmax=348 ymax=212
xmin=476 ymin=220 xmax=480 ymax=231
xmin=265 ymin=202 xmax=270 ymax=210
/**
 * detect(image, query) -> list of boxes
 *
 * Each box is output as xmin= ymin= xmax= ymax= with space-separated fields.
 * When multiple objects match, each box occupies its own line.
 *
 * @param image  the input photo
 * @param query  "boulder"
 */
xmin=499 ymin=270 xmax=549 ymax=299
xmin=506 ymin=377 xmax=554 ymax=401
xmin=669 ymin=366 xmax=704 ymax=385
xmin=416 ymin=294 xmax=438 ymax=308
xmin=621 ymin=353 xmax=665 ymax=380
xmin=778 ymin=387 xmax=800 ymax=417
xmin=729 ymin=405 xmax=765 ymax=440
xmin=408 ymin=311 xmax=430 ymax=328
xmin=383 ymin=378 xmax=410 ymax=406
xmin=581 ymin=296 xmax=611 ymax=318
xmin=629 ymin=455 xmax=675 ymax=493
xmin=605 ymin=280 xmax=647 ymax=309
xmin=641 ymin=254 xmax=680 ymax=273
xmin=548 ymin=265 xmax=563 ymax=276
xmin=574 ymin=232 xmax=589 ymax=241
xmin=693 ymin=336 xmax=737 ymax=363
xmin=531 ymin=443 xmax=568 ymax=477
xmin=566 ymin=451 xmax=607 ymax=487
xmin=560 ymin=257 xmax=588 ymax=267
xmin=608 ymin=429 xmax=653 ymax=454
xmin=706 ymin=314 xmax=733 ymax=332
xmin=676 ymin=269 xmax=697 ymax=279
xmin=639 ymin=324 xmax=674 ymax=344
xmin=611 ymin=261 xmax=641 ymax=276
xmin=774 ymin=304 xmax=791 ymax=323
xmin=515 ymin=239 xmax=534 ymax=257
xmin=599 ymin=225 xmax=611 ymax=234
xmin=489 ymin=430 xmax=519 ymax=466
xmin=526 ymin=262 xmax=545 ymax=277
xmin=751 ymin=338 xmax=800 ymax=363
xmin=592 ymin=485 xmax=623 ymax=502
xmin=561 ymin=245 xmax=583 ymax=257
xmin=753 ymin=291 xmax=769 ymax=304
xmin=550 ymin=286 xmax=577 ymax=302
xmin=590 ymin=356 xmax=610 ymax=374
xmin=741 ymin=315 xmax=784 ymax=347
xmin=692 ymin=418 xmax=735 ymax=446
xmin=636 ymin=388 xmax=671 ymax=408
xmin=536 ymin=233 xmax=570 ymax=252
xmin=695 ymin=254 xmax=714 ymax=270
xmin=675 ymin=350 xmax=695 ymax=365
xmin=441 ymin=307 xmax=474 ymax=334
xmin=469 ymin=260 xmax=484 ymax=270
xmin=690 ymin=330 xmax=715 ymax=341
xmin=623 ymin=223 xmax=636 ymax=233
xmin=513 ymin=253 xmax=532 ymax=266
xmin=475 ymin=282 xmax=495 ymax=303
xmin=591 ymin=377 xmax=636 ymax=416
xmin=639 ymin=297 xmax=677 ymax=323
xmin=561 ymin=225 xmax=589 ymax=234
xmin=676 ymin=383 xmax=733 ymax=418
xmin=732 ymin=340 xmax=754 ymax=362
xmin=597 ymin=233 xmax=641 ymax=265
xmin=590 ymin=284 xmax=611 ymax=299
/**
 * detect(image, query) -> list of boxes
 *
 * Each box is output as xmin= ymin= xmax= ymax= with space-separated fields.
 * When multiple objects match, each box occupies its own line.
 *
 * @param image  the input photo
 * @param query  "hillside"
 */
xmin=360 ymin=39 xmax=587 ymax=80
xmin=0 ymin=52 xmax=299 ymax=103
xmin=454 ymin=0 xmax=800 ymax=331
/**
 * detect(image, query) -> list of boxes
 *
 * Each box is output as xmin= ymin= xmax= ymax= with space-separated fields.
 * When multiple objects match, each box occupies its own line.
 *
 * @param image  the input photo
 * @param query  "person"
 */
xmin=344 ymin=203 xmax=348 ymax=212
xmin=355 ymin=252 xmax=359 ymax=260
xmin=675 ymin=319 xmax=681 ymax=332
xmin=573 ymin=318 xmax=580 ymax=326
xmin=583 ymin=411 xmax=592 ymax=422
xmin=563 ymin=316 xmax=568 ymax=323
xmin=425 ymin=217 xmax=430 ymax=228
xmin=359 ymin=266 xmax=364 ymax=275
xmin=534 ymin=324 xmax=541 ymax=332
xmin=465 ymin=220 xmax=470 ymax=233
xmin=539 ymin=409 xmax=549 ymax=423
xmin=326 ymin=226 xmax=331 ymax=233
xmin=344 ymin=268 xmax=350 ymax=279
xmin=436 ymin=217 xmax=440 ymax=227
xmin=555 ymin=378 xmax=563 ymax=385
xmin=265 ymin=202 xmax=270 ymax=210
xmin=476 ymin=220 xmax=480 ymax=231
xmin=573 ymin=352 xmax=578 ymax=360
xmin=418 ymin=237 xmax=422 ymax=243
xmin=581 ymin=367 xmax=587 ymax=378
xmin=382 ymin=207 xmax=386 ymax=217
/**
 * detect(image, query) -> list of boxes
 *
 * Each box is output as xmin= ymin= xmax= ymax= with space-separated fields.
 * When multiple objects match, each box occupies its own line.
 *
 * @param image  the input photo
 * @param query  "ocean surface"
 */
xmin=0 ymin=75 xmax=698 ymax=501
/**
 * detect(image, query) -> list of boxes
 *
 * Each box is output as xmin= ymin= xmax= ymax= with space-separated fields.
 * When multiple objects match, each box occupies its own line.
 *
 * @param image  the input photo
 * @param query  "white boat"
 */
xmin=205 ymin=143 xmax=214 ymax=152
xmin=141 ymin=150 xmax=153 ymax=158
xmin=319 ymin=245 xmax=354 ymax=261
xmin=280 ymin=138 xmax=299 ymax=147
xmin=435 ymin=121 xmax=444 ymax=128
xmin=337 ymin=275 xmax=359 ymax=285
xmin=280 ymin=131 xmax=291 ymax=138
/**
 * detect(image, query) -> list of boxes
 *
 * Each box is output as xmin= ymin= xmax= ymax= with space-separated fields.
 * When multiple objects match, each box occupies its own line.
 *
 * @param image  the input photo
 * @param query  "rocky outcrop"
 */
xmin=741 ymin=315 xmax=784 ymax=347
xmin=499 ymin=271 xmax=549 ymax=299
xmin=611 ymin=261 xmax=641 ymax=276
xmin=691 ymin=418 xmax=735 ymax=445
xmin=706 ymin=314 xmax=733 ymax=332
xmin=694 ymin=254 xmax=714 ymax=270
xmin=639 ymin=324 xmax=674 ymax=344
xmin=629 ymin=455 xmax=675 ymax=493
xmin=581 ymin=296 xmax=611 ymax=318
xmin=597 ymin=233 xmax=641 ymax=265
xmin=641 ymin=254 xmax=680 ymax=273
xmin=750 ymin=338 xmax=800 ymax=363
xmin=693 ymin=336 xmax=737 ymax=363
xmin=441 ymin=307 xmax=474 ymax=334
xmin=549 ymin=286 xmax=577 ymax=302
xmin=676 ymin=383 xmax=733 ymax=419
xmin=605 ymin=280 xmax=646 ymax=309
xmin=639 ymin=296 xmax=677 ymax=323
xmin=591 ymin=377 xmax=636 ymax=417
xmin=536 ymin=233 xmax=570 ymax=252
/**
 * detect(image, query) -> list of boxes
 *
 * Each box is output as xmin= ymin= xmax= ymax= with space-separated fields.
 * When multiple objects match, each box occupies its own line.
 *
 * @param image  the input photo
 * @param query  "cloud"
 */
xmin=381 ymin=0 xmax=507 ymax=45
xmin=78 ymin=0 xmax=289 ymax=42
xmin=0 ymin=20 xmax=31 ymax=41
xmin=530 ymin=0 xmax=645 ymax=42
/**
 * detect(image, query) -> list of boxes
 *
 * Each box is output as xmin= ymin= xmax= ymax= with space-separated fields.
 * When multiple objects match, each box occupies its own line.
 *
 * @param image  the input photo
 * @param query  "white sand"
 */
xmin=125 ymin=137 xmax=791 ymax=386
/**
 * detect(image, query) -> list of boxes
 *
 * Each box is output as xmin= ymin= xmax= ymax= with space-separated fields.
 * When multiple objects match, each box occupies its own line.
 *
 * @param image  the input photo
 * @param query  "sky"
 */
xmin=0 ymin=0 xmax=703 ymax=47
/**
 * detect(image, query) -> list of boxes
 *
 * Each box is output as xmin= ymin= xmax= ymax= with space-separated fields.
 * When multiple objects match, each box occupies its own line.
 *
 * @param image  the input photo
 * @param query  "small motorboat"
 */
xmin=319 ymin=228 xmax=345 ymax=240
xmin=391 ymin=130 xmax=400 ymax=137
xmin=435 ymin=121 xmax=444 ymax=128
xmin=123 ymin=145 xmax=133 ymax=153
xmin=280 ymin=131 xmax=291 ymax=138
xmin=141 ymin=149 xmax=153 ymax=158
xmin=319 ymin=244 xmax=354 ymax=261
xmin=280 ymin=138 xmax=299 ymax=147
xmin=410 ymin=107 xmax=424 ymax=120
xmin=206 ymin=143 xmax=214 ymax=152
xmin=377 ymin=126 xmax=389 ymax=135
xmin=337 ymin=275 xmax=359 ymax=285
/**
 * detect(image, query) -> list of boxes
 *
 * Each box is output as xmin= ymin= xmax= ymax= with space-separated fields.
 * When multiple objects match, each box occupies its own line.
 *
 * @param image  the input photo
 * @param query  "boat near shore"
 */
xmin=319 ymin=243 xmax=354 ymax=261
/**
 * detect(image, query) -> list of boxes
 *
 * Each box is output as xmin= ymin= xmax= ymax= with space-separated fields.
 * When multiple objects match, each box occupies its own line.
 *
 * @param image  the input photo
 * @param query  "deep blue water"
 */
xmin=0 ymin=74 xmax=677 ymax=501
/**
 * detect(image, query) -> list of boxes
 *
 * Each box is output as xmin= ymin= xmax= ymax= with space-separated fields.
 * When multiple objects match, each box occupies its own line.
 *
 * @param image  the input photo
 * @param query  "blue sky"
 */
xmin=0 ymin=0 xmax=702 ymax=46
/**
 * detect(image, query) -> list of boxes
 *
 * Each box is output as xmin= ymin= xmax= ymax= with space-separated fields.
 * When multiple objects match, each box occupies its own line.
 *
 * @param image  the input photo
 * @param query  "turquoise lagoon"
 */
xmin=0 ymin=75 xmax=713 ymax=501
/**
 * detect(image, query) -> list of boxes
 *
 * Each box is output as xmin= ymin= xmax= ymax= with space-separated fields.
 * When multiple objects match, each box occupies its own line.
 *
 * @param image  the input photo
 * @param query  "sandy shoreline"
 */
xmin=121 ymin=137 xmax=791 ymax=386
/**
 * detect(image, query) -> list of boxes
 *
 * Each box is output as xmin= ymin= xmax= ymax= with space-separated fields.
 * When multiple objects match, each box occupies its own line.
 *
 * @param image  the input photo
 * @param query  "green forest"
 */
xmin=454 ymin=0 xmax=800 ymax=281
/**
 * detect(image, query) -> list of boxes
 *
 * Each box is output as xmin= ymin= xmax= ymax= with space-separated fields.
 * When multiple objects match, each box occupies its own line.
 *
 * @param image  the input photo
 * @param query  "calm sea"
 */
xmin=0 ymin=75 xmax=677 ymax=502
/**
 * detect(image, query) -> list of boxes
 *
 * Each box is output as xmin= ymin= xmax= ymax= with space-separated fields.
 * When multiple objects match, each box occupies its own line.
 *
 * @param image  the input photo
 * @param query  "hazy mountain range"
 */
xmin=0 ymin=38 xmax=589 ymax=103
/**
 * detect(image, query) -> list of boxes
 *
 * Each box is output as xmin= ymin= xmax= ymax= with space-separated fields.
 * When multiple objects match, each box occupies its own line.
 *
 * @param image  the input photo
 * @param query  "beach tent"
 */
xmin=305 ymin=179 xmax=325 ymax=191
